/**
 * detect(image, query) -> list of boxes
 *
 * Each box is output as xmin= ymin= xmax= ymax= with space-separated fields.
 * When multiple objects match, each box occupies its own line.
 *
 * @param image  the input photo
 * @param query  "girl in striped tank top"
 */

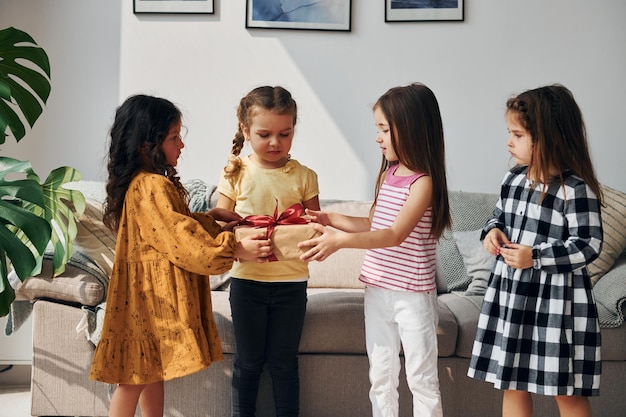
xmin=299 ymin=83 xmax=451 ymax=417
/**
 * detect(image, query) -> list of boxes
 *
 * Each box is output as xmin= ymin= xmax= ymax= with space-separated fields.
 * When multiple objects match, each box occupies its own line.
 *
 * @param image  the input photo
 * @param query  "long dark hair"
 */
xmin=223 ymin=85 xmax=297 ymax=179
xmin=506 ymin=84 xmax=603 ymax=204
xmin=103 ymin=94 xmax=187 ymax=231
xmin=373 ymin=83 xmax=451 ymax=239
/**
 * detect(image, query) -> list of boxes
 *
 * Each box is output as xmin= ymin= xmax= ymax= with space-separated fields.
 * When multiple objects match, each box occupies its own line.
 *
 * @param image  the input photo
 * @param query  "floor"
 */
xmin=0 ymin=386 xmax=31 ymax=417
xmin=0 ymin=365 xmax=31 ymax=417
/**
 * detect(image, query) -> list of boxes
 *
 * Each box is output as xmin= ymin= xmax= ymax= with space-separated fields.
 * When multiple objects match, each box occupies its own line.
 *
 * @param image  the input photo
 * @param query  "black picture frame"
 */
xmin=385 ymin=0 xmax=464 ymax=22
xmin=246 ymin=0 xmax=352 ymax=32
xmin=134 ymin=0 xmax=215 ymax=14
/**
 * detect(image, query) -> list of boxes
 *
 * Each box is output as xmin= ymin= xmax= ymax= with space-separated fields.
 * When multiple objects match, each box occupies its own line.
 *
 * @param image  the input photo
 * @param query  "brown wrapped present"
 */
xmin=234 ymin=223 xmax=321 ymax=261
xmin=233 ymin=202 xmax=320 ymax=261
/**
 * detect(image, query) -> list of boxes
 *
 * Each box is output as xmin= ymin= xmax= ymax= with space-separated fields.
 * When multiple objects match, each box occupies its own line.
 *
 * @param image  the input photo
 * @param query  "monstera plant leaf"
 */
xmin=28 ymin=166 xmax=86 ymax=275
xmin=0 ymin=26 xmax=51 ymax=144
xmin=0 ymin=27 xmax=84 ymax=317
xmin=0 ymin=158 xmax=85 ymax=316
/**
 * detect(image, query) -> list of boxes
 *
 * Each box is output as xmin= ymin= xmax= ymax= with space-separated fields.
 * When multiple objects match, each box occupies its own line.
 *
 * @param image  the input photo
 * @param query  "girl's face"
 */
xmin=374 ymin=106 xmax=398 ymax=162
xmin=243 ymin=108 xmax=294 ymax=169
xmin=161 ymin=120 xmax=184 ymax=166
xmin=506 ymin=112 xmax=532 ymax=166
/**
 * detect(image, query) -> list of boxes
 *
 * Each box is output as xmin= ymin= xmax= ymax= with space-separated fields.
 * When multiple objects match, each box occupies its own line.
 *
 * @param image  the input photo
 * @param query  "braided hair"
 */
xmin=223 ymin=86 xmax=297 ymax=179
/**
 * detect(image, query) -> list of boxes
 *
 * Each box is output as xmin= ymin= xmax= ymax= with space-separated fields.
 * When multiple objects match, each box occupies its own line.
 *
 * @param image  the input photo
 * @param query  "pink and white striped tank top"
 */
xmin=359 ymin=164 xmax=437 ymax=292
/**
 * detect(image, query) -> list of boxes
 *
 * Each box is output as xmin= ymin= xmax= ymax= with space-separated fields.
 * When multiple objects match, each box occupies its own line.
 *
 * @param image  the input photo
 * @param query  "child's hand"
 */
xmin=303 ymin=208 xmax=330 ymax=226
xmin=208 ymin=208 xmax=242 ymax=232
xmin=236 ymin=234 xmax=273 ymax=263
xmin=298 ymin=223 xmax=342 ymax=262
xmin=499 ymin=243 xmax=533 ymax=269
xmin=221 ymin=220 xmax=240 ymax=232
xmin=483 ymin=228 xmax=511 ymax=256
xmin=208 ymin=207 xmax=243 ymax=224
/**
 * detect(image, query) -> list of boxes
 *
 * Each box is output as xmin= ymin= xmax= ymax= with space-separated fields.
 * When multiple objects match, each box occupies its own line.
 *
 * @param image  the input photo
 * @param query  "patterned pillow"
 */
xmin=454 ymin=229 xmax=495 ymax=296
xmin=437 ymin=191 xmax=498 ymax=292
xmin=12 ymin=199 xmax=115 ymax=305
xmin=588 ymin=185 xmax=626 ymax=285
xmin=11 ymin=263 xmax=105 ymax=306
xmin=71 ymin=199 xmax=116 ymax=281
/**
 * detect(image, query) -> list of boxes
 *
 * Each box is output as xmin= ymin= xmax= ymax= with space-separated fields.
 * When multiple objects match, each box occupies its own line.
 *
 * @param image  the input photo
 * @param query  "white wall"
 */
xmin=0 ymin=0 xmax=121 ymax=182
xmin=2 ymin=0 xmax=625 ymax=200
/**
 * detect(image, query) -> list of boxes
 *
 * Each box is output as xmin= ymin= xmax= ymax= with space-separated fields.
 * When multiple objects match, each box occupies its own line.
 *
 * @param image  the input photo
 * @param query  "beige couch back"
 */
xmin=307 ymin=200 xmax=372 ymax=289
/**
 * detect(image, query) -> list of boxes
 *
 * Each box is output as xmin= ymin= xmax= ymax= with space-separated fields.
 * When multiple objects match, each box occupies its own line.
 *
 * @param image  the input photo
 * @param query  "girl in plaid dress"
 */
xmin=467 ymin=84 xmax=604 ymax=417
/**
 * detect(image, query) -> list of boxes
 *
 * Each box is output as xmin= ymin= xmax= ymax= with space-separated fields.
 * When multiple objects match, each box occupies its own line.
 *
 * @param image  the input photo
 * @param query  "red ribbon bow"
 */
xmin=238 ymin=202 xmax=308 ymax=261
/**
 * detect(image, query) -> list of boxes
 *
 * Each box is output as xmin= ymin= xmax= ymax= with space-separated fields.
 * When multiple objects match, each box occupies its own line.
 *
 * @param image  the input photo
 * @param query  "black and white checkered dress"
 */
xmin=467 ymin=167 xmax=603 ymax=396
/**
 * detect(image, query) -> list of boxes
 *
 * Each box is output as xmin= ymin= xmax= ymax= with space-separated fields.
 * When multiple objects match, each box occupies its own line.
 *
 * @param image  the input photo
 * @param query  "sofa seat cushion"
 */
xmin=600 ymin=324 xmax=626 ymax=361
xmin=437 ymin=293 xmax=483 ymax=359
xmin=211 ymin=288 xmax=458 ymax=357
xmin=438 ymin=292 xmax=626 ymax=361
xmin=300 ymin=289 xmax=366 ymax=354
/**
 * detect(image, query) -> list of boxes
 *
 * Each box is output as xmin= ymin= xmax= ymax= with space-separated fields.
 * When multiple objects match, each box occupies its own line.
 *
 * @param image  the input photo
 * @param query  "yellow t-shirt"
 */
xmin=218 ymin=156 xmax=319 ymax=281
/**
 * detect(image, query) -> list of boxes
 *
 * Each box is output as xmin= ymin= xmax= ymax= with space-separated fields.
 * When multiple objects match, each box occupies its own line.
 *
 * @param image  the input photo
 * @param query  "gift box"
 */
xmin=233 ymin=202 xmax=320 ymax=262
xmin=234 ymin=223 xmax=320 ymax=262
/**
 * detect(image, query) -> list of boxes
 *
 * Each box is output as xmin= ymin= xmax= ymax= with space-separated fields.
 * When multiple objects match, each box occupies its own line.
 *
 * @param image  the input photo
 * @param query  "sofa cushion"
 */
xmin=300 ymin=290 xmax=367 ymax=354
xmin=454 ymin=229 xmax=495 ymax=296
xmin=438 ymin=191 xmax=498 ymax=292
xmin=11 ymin=199 xmax=113 ymax=306
xmin=308 ymin=248 xmax=366 ymax=289
xmin=70 ymin=199 xmax=116 ymax=281
xmin=599 ymin=324 xmax=626 ymax=361
xmin=11 ymin=262 xmax=105 ymax=306
xmin=587 ymin=184 xmax=626 ymax=285
xmin=593 ymin=252 xmax=626 ymax=329
xmin=302 ymin=289 xmax=458 ymax=357
xmin=308 ymin=200 xmax=372 ymax=289
xmin=211 ymin=291 xmax=236 ymax=353
xmin=438 ymin=293 xmax=483 ymax=359
xmin=211 ymin=288 xmax=458 ymax=357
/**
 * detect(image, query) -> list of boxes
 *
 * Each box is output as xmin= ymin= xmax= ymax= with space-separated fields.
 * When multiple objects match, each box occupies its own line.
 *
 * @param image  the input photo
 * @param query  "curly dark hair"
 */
xmin=102 ymin=94 xmax=187 ymax=231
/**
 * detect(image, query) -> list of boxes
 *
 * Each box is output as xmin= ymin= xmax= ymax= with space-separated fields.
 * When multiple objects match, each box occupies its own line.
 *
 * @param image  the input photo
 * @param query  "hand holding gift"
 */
xmin=234 ymin=203 xmax=321 ymax=262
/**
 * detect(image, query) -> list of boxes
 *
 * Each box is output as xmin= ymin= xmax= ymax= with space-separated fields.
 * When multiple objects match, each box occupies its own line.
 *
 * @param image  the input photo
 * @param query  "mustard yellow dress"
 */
xmin=89 ymin=171 xmax=236 ymax=384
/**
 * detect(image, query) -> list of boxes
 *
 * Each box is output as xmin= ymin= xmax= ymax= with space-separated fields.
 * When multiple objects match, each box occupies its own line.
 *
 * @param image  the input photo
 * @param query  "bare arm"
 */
xmin=216 ymin=193 xmax=236 ymax=211
xmin=303 ymin=195 xmax=321 ymax=211
xmin=299 ymin=176 xmax=433 ymax=261
xmin=305 ymin=209 xmax=372 ymax=233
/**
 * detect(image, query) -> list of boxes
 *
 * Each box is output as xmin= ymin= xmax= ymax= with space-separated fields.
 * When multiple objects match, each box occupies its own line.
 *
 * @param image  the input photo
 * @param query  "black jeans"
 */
xmin=229 ymin=278 xmax=308 ymax=417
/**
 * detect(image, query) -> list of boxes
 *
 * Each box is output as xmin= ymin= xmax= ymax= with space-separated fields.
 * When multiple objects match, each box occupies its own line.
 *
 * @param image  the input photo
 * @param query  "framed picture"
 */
xmin=385 ymin=0 xmax=464 ymax=22
xmin=246 ymin=0 xmax=351 ymax=32
xmin=134 ymin=0 xmax=215 ymax=14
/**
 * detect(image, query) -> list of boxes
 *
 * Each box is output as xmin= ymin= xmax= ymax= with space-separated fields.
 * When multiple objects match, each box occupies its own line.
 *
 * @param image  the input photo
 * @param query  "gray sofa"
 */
xmin=9 ymin=181 xmax=626 ymax=417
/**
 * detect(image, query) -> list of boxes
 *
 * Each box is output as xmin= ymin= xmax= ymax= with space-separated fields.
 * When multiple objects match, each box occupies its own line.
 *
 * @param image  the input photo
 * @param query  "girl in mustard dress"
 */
xmin=89 ymin=94 xmax=272 ymax=417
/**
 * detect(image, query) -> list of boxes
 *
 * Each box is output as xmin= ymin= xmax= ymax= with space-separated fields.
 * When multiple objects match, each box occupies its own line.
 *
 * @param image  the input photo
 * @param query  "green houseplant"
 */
xmin=0 ymin=26 xmax=85 ymax=317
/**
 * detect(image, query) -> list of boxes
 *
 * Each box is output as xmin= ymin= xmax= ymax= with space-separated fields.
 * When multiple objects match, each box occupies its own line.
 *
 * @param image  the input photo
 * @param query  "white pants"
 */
xmin=364 ymin=286 xmax=443 ymax=417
